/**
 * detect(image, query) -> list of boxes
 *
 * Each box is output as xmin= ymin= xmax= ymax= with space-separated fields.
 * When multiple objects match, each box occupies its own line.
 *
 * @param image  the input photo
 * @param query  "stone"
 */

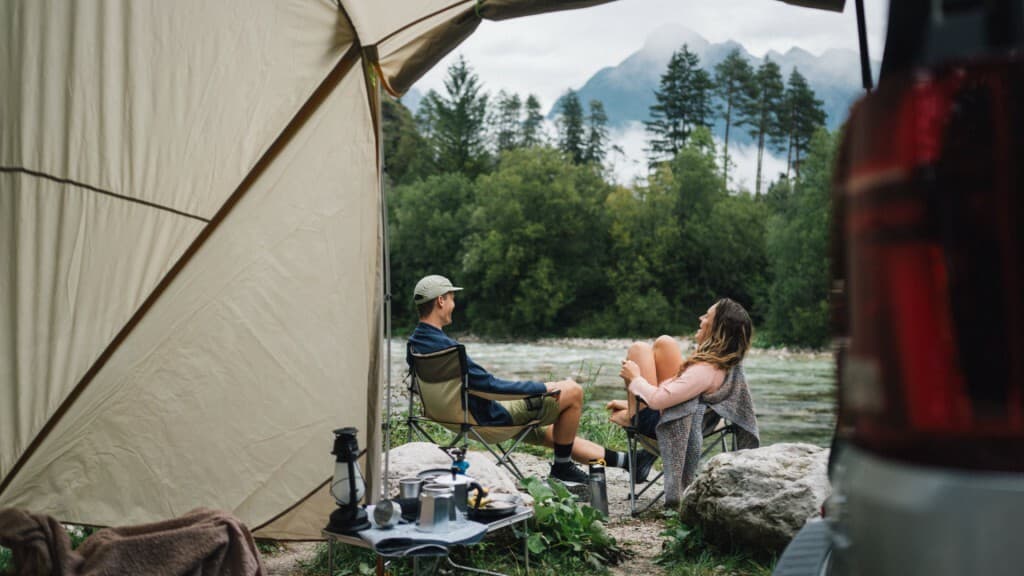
xmin=381 ymin=442 xmax=529 ymax=502
xmin=680 ymin=442 xmax=830 ymax=555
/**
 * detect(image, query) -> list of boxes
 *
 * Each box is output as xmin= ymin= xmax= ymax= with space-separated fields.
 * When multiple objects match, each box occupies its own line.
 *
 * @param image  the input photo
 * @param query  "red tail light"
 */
xmin=835 ymin=58 xmax=1024 ymax=471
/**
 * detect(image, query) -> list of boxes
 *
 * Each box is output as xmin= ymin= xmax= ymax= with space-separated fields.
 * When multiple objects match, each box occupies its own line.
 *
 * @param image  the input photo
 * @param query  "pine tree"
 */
xmin=645 ymin=45 xmax=713 ymax=164
xmin=557 ymin=89 xmax=586 ymax=164
xmin=583 ymin=100 xmax=609 ymax=164
xmin=713 ymin=48 xmax=754 ymax=186
xmin=521 ymin=94 xmax=546 ymax=148
xmin=739 ymin=58 xmax=786 ymax=197
xmin=416 ymin=55 xmax=491 ymax=178
xmin=782 ymin=68 xmax=827 ymax=178
xmin=382 ymin=95 xmax=432 ymax=186
xmin=493 ymin=90 xmax=522 ymax=152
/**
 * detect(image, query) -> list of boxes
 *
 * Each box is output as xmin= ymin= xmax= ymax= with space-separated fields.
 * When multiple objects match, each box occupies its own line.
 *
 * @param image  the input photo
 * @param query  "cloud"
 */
xmin=606 ymin=122 xmax=788 ymax=193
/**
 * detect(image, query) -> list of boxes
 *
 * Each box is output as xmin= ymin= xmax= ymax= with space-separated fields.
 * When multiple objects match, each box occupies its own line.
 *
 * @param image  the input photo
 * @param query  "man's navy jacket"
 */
xmin=406 ymin=322 xmax=546 ymax=426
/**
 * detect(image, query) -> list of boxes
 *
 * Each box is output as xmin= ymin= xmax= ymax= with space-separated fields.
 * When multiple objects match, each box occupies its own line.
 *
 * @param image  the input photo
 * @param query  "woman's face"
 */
xmin=696 ymin=303 xmax=716 ymax=344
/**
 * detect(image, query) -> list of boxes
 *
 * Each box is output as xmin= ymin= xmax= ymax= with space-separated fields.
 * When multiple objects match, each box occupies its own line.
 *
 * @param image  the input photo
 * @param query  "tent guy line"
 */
xmin=0 ymin=166 xmax=210 ymax=223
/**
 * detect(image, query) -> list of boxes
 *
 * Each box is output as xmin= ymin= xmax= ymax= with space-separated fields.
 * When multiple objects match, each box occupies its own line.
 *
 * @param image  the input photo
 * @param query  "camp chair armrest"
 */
xmin=468 ymin=389 xmax=560 ymax=402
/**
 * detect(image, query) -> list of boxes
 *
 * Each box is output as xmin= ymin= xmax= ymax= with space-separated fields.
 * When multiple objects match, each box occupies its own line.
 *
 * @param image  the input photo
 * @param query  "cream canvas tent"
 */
xmin=0 ymin=0 xmax=611 ymax=540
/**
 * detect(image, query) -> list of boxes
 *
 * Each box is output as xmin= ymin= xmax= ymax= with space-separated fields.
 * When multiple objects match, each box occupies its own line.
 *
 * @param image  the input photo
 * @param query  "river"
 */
xmin=386 ymin=337 xmax=836 ymax=447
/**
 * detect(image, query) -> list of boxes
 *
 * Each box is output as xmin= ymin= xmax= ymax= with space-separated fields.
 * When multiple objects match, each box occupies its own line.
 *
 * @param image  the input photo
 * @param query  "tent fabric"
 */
xmin=0 ymin=0 xmax=612 ymax=540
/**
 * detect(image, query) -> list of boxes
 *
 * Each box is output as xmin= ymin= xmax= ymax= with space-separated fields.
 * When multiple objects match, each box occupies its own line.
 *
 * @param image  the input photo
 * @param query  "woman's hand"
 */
xmin=619 ymin=359 xmax=642 ymax=383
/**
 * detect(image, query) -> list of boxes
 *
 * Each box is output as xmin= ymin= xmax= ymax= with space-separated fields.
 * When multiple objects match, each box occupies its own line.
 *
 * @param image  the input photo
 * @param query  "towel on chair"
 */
xmin=656 ymin=364 xmax=760 ymax=506
xmin=0 ymin=507 xmax=265 ymax=576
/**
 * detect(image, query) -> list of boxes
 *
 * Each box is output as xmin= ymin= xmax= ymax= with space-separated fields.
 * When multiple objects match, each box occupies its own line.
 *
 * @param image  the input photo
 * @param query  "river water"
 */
xmin=386 ymin=337 xmax=836 ymax=448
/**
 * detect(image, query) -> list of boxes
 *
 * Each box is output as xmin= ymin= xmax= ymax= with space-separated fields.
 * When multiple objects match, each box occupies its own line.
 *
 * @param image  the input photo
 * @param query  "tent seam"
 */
xmin=370 ymin=0 xmax=473 ymax=47
xmin=0 ymin=166 xmax=210 ymax=223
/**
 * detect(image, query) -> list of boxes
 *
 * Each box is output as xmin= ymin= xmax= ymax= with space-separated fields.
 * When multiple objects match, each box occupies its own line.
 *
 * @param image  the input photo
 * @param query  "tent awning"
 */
xmin=0 ymin=0 xmax=614 ymax=540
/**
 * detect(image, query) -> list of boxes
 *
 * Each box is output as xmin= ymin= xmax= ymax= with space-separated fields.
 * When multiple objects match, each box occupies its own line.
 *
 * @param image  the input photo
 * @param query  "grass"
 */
xmin=656 ymin=512 xmax=774 ymax=576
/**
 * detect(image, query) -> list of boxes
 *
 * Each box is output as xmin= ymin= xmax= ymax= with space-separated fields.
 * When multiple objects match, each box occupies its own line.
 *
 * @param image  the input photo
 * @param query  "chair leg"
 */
xmin=467 ymin=428 xmax=529 ymax=480
xmin=627 ymin=432 xmax=637 ymax=515
xmin=627 ymin=429 xmax=667 ymax=516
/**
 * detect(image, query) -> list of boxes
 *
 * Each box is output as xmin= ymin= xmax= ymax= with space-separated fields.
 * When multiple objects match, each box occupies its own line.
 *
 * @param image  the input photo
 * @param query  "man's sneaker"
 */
xmin=631 ymin=449 xmax=658 ymax=484
xmin=549 ymin=461 xmax=588 ymax=484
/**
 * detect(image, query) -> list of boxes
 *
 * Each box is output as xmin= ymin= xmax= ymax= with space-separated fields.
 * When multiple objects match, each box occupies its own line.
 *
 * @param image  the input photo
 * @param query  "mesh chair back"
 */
xmin=410 ymin=345 xmax=478 ymax=426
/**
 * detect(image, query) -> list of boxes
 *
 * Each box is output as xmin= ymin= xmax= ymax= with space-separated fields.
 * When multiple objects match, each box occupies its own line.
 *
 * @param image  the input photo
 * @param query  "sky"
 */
xmin=411 ymin=0 xmax=890 ymax=185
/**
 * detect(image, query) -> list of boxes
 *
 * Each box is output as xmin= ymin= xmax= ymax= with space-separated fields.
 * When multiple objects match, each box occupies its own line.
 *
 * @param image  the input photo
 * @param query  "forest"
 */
xmin=384 ymin=45 xmax=835 ymax=347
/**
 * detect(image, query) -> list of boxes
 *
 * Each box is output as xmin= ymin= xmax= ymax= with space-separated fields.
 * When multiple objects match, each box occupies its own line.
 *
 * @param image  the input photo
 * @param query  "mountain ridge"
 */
xmin=550 ymin=23 xmax=877 ymax=137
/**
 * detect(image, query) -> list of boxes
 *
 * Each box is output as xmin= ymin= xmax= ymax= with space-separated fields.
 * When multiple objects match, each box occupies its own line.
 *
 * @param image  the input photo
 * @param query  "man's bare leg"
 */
xmin=538 ymin=426 xmax=606 ymax=463
xmin=539 ymin=379 xmax=611 ymax=463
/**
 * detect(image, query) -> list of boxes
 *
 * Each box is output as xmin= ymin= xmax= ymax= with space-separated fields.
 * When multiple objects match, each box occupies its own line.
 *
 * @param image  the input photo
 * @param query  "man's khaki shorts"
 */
xmin=497 ymin=395 xmax=559 ymax=445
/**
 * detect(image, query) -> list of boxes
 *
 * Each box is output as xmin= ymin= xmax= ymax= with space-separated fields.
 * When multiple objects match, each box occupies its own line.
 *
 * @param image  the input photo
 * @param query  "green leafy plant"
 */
xmin=1 ymin=544 xmax=10 ymax=574
xmin=520 ymin=476 xmax=626 ymax=572
xmin=657 ymin=511 xmax=706 ymax=565
xmin=656 ymin=512 xmax=774 ymax=576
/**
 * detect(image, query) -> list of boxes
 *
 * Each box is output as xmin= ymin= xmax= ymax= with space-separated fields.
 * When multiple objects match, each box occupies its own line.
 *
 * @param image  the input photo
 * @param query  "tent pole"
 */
xmin=378 ymin=75 xmax=394 ymax=499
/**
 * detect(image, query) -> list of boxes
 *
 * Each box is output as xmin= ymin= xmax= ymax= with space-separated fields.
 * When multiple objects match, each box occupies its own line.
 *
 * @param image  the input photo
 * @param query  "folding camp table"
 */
xmin=323 ymin=505 xmax=533 ymax=576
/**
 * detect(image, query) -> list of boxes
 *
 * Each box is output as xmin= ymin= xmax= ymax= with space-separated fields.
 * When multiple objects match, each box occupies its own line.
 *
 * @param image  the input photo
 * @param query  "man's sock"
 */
xmin=604 ymin=448 xmax=629 ymax=469
xmin=553 ymin=442 xmax=574 ymax=465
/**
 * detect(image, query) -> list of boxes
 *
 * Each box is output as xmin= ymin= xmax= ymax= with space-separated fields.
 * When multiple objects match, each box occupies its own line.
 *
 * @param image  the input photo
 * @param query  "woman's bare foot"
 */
xmin=605 ymin=399 xmax=627 ymax=412
xmin=608 ymin=408 xmax=632 ymax=428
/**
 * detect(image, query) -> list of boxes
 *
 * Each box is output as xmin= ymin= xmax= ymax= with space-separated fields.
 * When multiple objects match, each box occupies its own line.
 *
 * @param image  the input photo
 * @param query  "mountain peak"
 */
xmin=642 ymin=24 xmax=710 ymax=58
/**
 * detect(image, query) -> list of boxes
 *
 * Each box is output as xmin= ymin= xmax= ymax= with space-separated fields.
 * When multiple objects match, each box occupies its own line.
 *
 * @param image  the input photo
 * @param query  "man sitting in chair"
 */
xmin=407 ymin=274 xmax=636 ymax=484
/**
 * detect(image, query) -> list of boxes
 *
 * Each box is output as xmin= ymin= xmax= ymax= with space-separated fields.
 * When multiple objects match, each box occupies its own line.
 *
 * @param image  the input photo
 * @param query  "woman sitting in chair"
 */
xmin=607 ymin=297 xmax=760 ymax=506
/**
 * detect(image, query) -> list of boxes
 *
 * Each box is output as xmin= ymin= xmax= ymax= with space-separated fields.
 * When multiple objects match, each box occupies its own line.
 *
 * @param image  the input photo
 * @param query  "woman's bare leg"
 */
xmin=608 ymin=337 xmax=685 ymax=427
xmin=618 ymin=341 xmax=659 ymax=425
xmin=653 ymin=335 xmax=685 ymax=383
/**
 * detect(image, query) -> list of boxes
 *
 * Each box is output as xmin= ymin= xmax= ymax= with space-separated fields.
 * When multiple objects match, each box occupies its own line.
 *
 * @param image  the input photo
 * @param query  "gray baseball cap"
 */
xmin=413 ymin=275 xmax=463 ymax=304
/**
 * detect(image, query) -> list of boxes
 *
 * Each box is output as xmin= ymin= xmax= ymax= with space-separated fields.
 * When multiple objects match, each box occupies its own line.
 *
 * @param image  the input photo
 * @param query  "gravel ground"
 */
xmin=262 ymin=451 xmax=668 ymax=575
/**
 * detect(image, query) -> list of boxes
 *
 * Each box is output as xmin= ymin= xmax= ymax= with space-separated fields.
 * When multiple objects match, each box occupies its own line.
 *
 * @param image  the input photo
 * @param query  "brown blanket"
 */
xmin=0 ymin=507 xmax=264 ymax=576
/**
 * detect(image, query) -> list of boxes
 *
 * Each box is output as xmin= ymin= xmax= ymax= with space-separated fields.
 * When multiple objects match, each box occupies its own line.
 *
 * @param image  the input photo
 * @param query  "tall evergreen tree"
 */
xmin=382 ymin=96 xmax=432 ymax=186
xmin=739 ymin=57 xmax=786 ymax=197
xmin=765 ymin=129 xmax=835 ymax=346
xmin=782 ymin=68 xmax=827 ymax=178
xmin=645 ymin=45 xmax=714 ymax=164
xmin=713 ymin=48 xmax=754 ymax=185
xmin=521 ymin=94 xmax=546 ymax=148
xmin=556 ymin=89 xmax=586 ymax=164
xmin=583 ymin=100 xmax=609 ymax=164
xmin=416 ymin=55 xmax=491 ymax=178
xmin=493 ymin=90 xmax=522 ymax=153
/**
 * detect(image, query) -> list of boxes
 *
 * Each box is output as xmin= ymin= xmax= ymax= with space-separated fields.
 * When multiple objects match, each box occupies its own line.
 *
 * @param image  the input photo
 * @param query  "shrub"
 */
xmin=521 ymin=476 xmax=626 ymax=572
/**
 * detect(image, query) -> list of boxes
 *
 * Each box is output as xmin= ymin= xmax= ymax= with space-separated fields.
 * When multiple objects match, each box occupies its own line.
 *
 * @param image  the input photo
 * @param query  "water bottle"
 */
xmin=588 ymin=459 xmax=609 ymax=516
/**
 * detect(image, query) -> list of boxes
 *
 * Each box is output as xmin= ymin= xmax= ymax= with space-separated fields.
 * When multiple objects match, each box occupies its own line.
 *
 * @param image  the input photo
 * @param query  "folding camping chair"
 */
xmin=626 ymin=405 xmax=738 ymax=515
xmin=405 ymin=344 xmax=560 ymax=480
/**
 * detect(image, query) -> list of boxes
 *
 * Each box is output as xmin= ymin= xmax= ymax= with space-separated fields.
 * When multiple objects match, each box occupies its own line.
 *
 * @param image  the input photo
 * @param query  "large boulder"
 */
xmin=680 ymin=442 xmax=830 ymax=555
xmin=382 ymin=442 xmax=525 ymax=501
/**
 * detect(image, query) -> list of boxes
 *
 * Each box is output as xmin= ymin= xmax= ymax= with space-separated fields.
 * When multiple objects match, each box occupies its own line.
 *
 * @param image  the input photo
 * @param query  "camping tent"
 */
xmin=0 ymin=0 xmax=611 ymax=540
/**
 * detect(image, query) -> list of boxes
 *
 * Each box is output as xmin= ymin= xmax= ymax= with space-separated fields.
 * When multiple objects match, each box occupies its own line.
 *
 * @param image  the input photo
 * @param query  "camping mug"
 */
xmin=399 ymin=477 xmax=423 ymax=499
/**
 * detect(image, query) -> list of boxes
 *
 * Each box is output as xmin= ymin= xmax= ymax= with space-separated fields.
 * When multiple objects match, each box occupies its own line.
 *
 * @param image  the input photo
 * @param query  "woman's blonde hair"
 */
xmin=682 ymin=298 xmax=753 ymax=373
